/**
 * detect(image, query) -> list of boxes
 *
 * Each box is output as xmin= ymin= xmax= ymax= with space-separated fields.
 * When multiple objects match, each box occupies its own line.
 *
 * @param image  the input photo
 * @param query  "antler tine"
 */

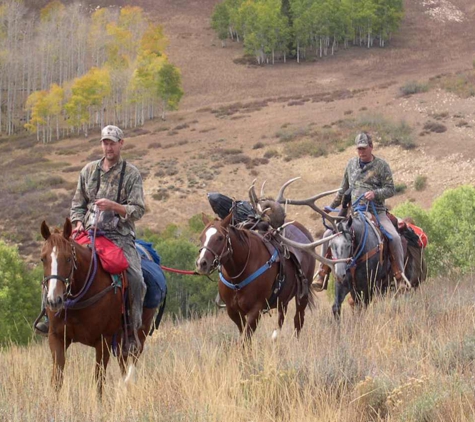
xmin=278 ymin=187 xmax=342 ymax=232
xmin=277 ymin=233 xmax=348 ymax=268
xmin=248 ymin=179 xmax=260 ymax=212
xmin=260 ymin=180 xmax=267 ymax=198
xmin=275 ymin=177 xmax=301 ymax=203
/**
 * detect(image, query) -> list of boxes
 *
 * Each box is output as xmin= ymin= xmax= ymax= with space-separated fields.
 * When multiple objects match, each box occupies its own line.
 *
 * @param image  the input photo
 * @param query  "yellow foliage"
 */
xmin=40 ymin=0 xmax=65 ymax=22
xmin=25 ymin=90 xmax=48 ymax=132
xmin=140 ymin=24 xmax=168 ymax=56
xmin=118 ymin=6 xmax=144 ymax=29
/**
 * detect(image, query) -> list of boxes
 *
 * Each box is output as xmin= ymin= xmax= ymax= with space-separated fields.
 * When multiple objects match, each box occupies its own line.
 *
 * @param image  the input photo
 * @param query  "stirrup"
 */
xmin=34 ymin=321 xmax=49 ymax=337
xmin=312 ymin=273 xmax=329 ymax=291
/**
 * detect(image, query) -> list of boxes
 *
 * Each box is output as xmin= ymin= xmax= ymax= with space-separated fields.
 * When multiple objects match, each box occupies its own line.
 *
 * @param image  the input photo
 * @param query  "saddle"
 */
xmin=252 ymin=222 xmax=311 ymax=305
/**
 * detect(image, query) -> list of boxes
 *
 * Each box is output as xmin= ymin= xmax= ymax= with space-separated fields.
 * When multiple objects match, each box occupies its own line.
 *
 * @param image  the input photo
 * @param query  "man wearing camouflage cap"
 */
xmin=35 ymin=125 xmax=147 ymax=349
xmin=314 ymin=132 xmax=411 ymax=292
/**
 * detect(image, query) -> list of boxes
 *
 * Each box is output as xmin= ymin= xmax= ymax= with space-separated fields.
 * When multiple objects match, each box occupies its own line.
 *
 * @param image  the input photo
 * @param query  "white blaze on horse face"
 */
xmin=332 ymin=237 xmax=351 ymax=281
xmin=47 ymin=246 xmax=60 ymax=302
xmin=198 ymin=227 xmax=218 ymax=263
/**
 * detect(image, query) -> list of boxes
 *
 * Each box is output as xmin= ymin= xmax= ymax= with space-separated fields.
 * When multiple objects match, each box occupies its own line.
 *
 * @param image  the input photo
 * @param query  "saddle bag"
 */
xmin=74 ymin=231 xmax=129 ymax=274
xmin=207 ymin=192 xmax=253 ymax=222
xmin=405 ymin=223 xmax=428 ymax=249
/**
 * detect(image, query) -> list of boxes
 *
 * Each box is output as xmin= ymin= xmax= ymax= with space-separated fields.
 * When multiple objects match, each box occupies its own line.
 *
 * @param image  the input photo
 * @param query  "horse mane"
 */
xmin=229 ymin=224 xmax=250 ymax=245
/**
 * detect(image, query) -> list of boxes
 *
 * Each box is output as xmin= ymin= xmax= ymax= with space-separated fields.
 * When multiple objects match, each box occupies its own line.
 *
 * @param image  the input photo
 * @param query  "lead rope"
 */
xmin=64 ymin=205 xmax=100 ymax=316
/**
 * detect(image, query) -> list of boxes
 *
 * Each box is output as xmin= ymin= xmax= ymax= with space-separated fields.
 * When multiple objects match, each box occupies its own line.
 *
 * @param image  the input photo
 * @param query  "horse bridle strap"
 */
xmin=219 ymin=249 xmax=279 ymax=291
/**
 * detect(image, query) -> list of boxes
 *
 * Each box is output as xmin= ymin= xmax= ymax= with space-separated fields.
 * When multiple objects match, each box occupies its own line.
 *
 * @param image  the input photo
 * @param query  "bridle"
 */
xmin=199 ymin=225 xmax=252 ymax=280
xmin=42 ymin=242 xmax=78 ymax=296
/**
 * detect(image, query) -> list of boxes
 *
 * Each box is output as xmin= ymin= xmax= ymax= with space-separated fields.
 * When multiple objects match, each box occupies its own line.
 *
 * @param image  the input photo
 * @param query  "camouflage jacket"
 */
xmin=70 ymin=158 xmax=145 ymax=238
xmin=330 ymin=155 xmax=395 ymax=213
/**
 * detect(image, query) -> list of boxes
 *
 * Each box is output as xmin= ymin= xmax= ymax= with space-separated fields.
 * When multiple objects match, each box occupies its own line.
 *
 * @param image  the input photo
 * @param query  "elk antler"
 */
xmin=275 ymin=178 xmax=344 ymax=231
xmin=260 ymin=180 xmax=267 ymax=198
xmin=277 ymin=231 xmax=349 ymax=268
xmin=248 ymin=179 xmax=260 ymax=212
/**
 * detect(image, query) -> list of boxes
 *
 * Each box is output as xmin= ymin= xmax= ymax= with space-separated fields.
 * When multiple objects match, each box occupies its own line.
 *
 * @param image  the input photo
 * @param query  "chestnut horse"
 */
xmin=40 ymin=218 xmax=161 ymax=396
xmin=195 ymin=212 xmax=317 ymax=341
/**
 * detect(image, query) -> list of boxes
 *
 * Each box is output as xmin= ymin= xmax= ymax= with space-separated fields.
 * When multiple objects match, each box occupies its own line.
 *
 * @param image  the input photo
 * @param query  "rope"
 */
xmin=160 ymin=266 xmax=198 ymax=275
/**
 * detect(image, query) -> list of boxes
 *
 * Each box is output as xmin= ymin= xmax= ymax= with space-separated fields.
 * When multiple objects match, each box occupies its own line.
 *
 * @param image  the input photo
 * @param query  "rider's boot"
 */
xmin=391 ymin=259 xmax=412 ymax=292
xmin=312 ymin=263 xmax=331 ymax=291
xmin=34 ymin=317 xmax=49 ymax=337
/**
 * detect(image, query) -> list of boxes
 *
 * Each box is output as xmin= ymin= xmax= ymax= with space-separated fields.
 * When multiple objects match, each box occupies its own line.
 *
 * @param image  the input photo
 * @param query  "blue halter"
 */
xmin=219 ymin=249 xmax=279 ymax=291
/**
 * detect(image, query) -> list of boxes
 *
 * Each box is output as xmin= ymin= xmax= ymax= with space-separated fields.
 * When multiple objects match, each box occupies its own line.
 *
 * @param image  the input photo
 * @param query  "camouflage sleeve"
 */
xmin=70 ymin=169 xmax=88 ymax=224
xmin=330 ymin=164 xmax=350 ymax=209
xmin=120 ymin=170 xmax=145 ymax=223
xmin=374 ymin=161 xmax=395 ymax=201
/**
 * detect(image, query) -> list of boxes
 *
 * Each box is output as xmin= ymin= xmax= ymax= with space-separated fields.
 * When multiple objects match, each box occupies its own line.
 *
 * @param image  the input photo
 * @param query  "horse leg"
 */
xmin=294 ymin=295 xmax=309 ymax=337
xmin=95 ymin=338 xmax=111 ymax=398
xmin=121 ymin=307 xmax=155 ymax=386
xmin=332 ymin=280 xmax=350 ymax=321
xmin=242 ymin=307 xmax=262 ymax=342
xmin=49 ymin=334 xmax=70 ymax=392
xmin=272 ymin=301 xmax=288 ymax=341
xmin=227 ymin=307 xmax=246 ymax=336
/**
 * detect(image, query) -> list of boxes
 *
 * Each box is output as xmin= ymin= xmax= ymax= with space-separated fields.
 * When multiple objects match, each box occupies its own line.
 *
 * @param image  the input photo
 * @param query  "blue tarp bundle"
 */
xmin=135 ymin=240 xmax=167 ymax=309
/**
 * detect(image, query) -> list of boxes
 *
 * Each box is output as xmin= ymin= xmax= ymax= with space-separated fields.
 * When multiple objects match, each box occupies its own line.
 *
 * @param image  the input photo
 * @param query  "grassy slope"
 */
xmin=2 ymin=275 xmax=475 ymax=421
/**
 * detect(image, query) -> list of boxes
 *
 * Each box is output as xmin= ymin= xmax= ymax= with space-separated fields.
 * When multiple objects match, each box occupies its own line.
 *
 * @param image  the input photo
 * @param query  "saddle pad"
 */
xmin=141 ymin=258 xmax=167 ymax=309
xmin=135 ymin=239 xmax=167 ymax=309
xmin=282 ymin=224 xmax=312 ymax=267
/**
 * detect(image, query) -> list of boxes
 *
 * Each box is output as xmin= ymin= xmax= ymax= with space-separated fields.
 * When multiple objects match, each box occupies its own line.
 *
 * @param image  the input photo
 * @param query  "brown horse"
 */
xmin=40 ymin=218 xmax=159 ymax=396
xmin=195 ymin=211 xmax=318 ymax=341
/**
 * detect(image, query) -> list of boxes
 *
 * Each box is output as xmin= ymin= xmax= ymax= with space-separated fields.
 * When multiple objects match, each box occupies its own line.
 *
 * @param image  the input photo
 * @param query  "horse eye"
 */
xmin=40 ymin=257 xmax=45 ymax=263
xmin=66 ymin=257 xmax=71 ymax=263
xmin=217 ymin=235 xmax=224 ymax=241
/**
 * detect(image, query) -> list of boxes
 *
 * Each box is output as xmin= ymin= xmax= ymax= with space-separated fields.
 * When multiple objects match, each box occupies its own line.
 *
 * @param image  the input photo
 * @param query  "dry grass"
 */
xmin=2 ymin=276 xmax=475 ymax=421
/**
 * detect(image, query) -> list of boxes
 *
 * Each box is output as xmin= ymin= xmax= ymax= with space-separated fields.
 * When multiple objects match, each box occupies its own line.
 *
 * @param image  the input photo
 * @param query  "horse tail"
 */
xmin=149 ymin=295 xmax=167 ymax=336
xmin=307 ymin=285 xmax=317 ymax=310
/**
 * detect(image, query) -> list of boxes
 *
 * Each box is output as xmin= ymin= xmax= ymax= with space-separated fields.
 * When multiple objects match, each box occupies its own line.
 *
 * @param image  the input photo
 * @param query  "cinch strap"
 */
xmin=219 ymin=249 xmax=278 ymax=291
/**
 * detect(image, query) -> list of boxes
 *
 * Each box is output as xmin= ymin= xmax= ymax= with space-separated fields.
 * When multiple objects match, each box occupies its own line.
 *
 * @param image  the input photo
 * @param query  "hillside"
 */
xmin=2 ymin=0 xmax=475 ymax=258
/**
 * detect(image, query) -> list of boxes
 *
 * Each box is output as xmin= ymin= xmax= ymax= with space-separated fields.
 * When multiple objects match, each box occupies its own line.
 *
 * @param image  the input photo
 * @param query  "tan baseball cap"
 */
xmin=101 ymin=125 xmax=124 ymax=142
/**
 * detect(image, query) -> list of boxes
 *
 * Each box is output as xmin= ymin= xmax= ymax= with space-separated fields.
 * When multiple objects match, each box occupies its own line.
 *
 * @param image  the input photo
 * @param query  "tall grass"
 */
xmin=2 ymin=276 xmax=475 ymax=421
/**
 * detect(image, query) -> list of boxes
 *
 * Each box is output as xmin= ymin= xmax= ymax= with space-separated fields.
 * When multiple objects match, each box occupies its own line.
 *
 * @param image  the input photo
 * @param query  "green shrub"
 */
xmin=394 ymin=186 xmax=475 ymax=276
xmin=139 ymin=223 xmax=217 ymax=318
xmin=0 ymin=241 xmax=42 ymax=346
xmin=395 ymin=183 xmax=407 ymax=194
xmin=399 ymin=81 xmax=429 ymax=96
xmin=423 ymin=121 xmax=447 ymax=133
xmin=264 ymin=149 xmax=279 ymax=159
xmin=414 ymin=175 xmax=427 ymax=191
xmin=283 ymin=139 xmax=327 ymax=160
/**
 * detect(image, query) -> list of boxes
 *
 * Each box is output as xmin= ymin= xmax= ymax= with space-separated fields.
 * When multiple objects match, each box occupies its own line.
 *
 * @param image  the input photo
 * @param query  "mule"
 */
xmin=195 ymin=211 xmax=317 ymax=341
xmin=40 ymin=218 xmax=165 ymax=396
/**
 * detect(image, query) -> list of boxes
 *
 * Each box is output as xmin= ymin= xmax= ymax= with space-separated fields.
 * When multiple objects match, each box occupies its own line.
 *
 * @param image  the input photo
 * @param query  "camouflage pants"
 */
xmin=108 ymin=233 xmax=147 ymax=332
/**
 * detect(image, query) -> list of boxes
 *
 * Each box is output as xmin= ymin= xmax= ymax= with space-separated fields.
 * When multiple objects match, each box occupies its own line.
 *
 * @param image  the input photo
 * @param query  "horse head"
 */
xmin=40 ymin=219 xmax=74 ymax=312
xmin=330 ymin=217 xmax=354 ymax=282
xmin=195 ymin=213 xmax=232 ymax=275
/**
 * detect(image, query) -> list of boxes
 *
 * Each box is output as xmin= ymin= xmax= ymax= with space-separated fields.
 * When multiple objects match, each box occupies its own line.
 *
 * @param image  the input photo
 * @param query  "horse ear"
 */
xmin=63 ymin=218 xmax=72 ymax=239
xmin=201 ymin=212 xmax=211 ymax=226
xmin=41 ymin=220 xmax=51 ymax=240
xmin=221 ymin=213 xmax=233 ymax=228
xmin=347 ymin=215 xmax=353 ymax=228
